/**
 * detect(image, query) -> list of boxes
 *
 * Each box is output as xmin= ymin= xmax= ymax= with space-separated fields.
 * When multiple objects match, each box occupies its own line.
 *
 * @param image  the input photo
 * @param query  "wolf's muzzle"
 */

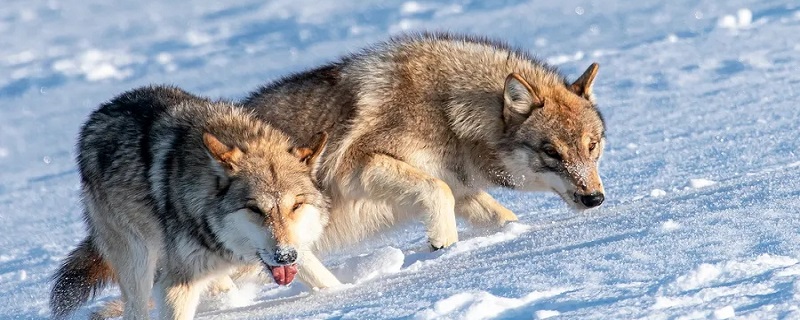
xmin=578 ymin=192 xmax=604 ymax=208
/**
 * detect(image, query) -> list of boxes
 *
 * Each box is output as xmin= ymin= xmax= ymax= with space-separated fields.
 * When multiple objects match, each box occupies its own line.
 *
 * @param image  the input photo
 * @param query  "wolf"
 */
xmin=50 ymin=85 xmax=330 ymax=320
xmin=243 ymin=33 xmax=607 ymax=289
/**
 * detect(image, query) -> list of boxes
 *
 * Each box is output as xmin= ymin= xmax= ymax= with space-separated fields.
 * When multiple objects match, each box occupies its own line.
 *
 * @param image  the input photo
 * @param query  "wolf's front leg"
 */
xmin=100 ymin=235 xmax=158 ymax=320
xmin=456 ymin=191 xmax=518 ymax=226
xmin=205 ymin=274 xmax=236 ymax=297
xmin=359 ymin=153 xmax=458 ymax=249
xmin=297 ymin=251 xmax=342 ymax=289
xmin=153 ymin=276 xmax=208 ymax=320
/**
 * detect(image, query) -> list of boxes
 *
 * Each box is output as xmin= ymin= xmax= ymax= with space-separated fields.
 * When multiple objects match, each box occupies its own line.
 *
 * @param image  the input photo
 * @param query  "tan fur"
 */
xmin=203 ymin=132 xmax=243 ymax=169
xmin=570 ymin=62 xmax=599 ymax=100
xmin=243 ymin=34 xmax=607 ymax=289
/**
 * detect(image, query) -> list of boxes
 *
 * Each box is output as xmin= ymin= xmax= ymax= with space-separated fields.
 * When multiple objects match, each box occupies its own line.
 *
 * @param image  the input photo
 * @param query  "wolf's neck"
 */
xmin=445 ymin=94 xmax=503 ymax=143
xmin=444 ymin=97 xmax=515 ymax=189
xmin=460 ymin=141 xmax=516 ymax=189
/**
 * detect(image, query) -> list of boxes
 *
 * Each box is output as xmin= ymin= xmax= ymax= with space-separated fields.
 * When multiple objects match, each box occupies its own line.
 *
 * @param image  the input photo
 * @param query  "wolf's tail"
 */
xmin=50 ymin=236 xmax=115 ymax=319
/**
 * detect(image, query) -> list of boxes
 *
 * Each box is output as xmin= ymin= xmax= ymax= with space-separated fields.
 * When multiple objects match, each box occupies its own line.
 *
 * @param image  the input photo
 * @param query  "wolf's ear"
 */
xmin=292 ymin=132 xmax=328 ymax=172
xmin=203 ymin=132 xmax=242 ymax=171
xmin=569 ymin=63 xmax=599 ymax=101
xmin=503 ymin=73 xmax=542 ymax=129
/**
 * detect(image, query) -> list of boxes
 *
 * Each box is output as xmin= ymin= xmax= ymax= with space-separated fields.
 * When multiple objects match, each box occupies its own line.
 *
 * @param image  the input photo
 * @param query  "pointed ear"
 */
xmin=570 ymin=63 xmax=599 ymax=101
xmin=203 ymin=132 xmax=242 ymax=171
xmin=292 ymin=132 xmax=328 ymax=171
xmin=503 ymin=73 xmax=542 ymax=129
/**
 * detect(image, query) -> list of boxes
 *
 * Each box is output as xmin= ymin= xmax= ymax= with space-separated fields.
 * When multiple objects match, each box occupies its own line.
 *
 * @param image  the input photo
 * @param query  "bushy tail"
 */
xmin=50 ymin=236 xmax=115 ymax=319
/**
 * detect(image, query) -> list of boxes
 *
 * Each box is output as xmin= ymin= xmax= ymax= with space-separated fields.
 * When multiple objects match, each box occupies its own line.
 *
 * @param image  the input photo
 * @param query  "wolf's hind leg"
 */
xmin=357 ymin=153 xmax=458 ymax=249
xmin=297 ymin=251 xmax=342 ymax=289
xmin=456 ymin=191 xmax=518 ymax=226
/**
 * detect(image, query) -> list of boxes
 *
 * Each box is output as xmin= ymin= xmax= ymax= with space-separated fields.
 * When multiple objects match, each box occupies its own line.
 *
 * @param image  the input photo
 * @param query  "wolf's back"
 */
xmin=241 ymin=33 xmax=566 ymax=147
xmin=76 ymin=86 xmax=195 ymax=188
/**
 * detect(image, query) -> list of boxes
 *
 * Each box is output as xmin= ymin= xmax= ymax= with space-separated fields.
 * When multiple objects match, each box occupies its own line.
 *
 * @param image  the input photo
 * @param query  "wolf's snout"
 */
xmin=274 ymin=247 xmax=298 ymax=265
xmin=578 ymin=192 xmax=604 ymax=208
xmin=264 ymin=248 xmax=299 ymax=286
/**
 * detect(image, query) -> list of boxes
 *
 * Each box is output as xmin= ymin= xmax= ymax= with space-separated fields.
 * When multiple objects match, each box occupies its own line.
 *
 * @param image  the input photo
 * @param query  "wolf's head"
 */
xmin=499 ymin=63 xmax=606 ymax=210
xmin=201 ymin=123 xmax=329 ymax=285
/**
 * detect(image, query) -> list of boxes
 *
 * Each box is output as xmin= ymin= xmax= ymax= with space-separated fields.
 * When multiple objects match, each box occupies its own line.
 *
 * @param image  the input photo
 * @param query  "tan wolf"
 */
xmin=242 ymin=33 xmax=607 ymax=289
xmin=50 ymin=86 xmax=330 ymax=320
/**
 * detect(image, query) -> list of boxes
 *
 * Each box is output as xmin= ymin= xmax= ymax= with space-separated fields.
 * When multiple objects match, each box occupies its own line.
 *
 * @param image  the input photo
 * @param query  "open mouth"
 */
xmin=258 ymin=251 xmax=298 ymax=286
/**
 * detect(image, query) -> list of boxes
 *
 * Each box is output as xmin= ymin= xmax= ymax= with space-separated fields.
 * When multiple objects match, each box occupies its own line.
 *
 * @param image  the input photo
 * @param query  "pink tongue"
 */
xmin=269 ymin=264 xmax=298 ymax=286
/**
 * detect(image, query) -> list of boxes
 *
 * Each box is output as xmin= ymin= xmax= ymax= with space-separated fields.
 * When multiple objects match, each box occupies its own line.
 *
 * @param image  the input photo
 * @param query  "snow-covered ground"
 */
xmin=2 ymin=0 xmax=800 ymax=319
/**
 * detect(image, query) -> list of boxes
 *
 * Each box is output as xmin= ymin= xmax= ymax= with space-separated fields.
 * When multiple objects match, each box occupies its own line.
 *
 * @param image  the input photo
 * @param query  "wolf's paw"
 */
xmin=206 ymin=275 xmax=236 ymax=297
xmin=495 ymin=207 xmax=519 ymax=225
xmin=428 ymin=230 xmax=458 ymax=251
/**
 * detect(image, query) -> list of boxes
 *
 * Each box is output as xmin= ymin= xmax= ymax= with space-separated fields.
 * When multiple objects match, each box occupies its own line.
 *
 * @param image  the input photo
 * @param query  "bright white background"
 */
xmin=1 ymin=0 xmax=799 ymax=319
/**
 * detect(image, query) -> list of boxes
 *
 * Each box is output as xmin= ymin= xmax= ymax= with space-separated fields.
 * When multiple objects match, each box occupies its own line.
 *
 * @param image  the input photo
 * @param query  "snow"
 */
xmin=2 ymin=0 xmax=800 ymax=319
xmin=534 ymin=309 xmax=561 ymax=319
xmin=661 ymin=219 xmax=681 ymax=231
xmin=713 ymin=305 xmax=736 ymax=319
xmin=689 ymin=178 xmax=717 ymax=189
xmin=650 ymin=189 xmax=667 ymax=197
xmin=674 ymin=263 xmax=724 ymax=291
xmin=718 ymin=8 xmax=754 ymax=29
xmin=414 ymin=289 xmax=567 ymax=320
xmin=329 ymin=247 xmax=405 ymax=284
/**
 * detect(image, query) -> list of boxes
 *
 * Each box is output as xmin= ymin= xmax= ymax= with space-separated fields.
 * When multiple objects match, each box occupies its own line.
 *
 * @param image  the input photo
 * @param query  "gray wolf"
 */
xmin=50 ymin=86 xmax=330 ymax=319
xmin=242 ymin=32 xmax=608 ymax=289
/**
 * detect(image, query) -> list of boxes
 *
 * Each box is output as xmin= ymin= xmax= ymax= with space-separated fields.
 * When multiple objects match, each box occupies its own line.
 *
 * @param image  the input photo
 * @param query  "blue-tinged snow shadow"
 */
xmin=0 ymin=75 xmax=67 ymax=99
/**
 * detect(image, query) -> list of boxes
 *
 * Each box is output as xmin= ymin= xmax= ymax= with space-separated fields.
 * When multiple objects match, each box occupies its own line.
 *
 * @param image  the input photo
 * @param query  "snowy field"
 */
xmin=2 ymin=0 xmax=800 ymax=319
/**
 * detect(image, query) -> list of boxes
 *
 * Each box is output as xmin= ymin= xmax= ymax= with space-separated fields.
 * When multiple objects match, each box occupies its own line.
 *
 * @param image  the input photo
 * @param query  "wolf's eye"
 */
xmin=542 ymin=145 xmax=561 ymax=160
xmin=589 ymin=142 xmax=597 ymax=152
xmin=247 ymin=205 xmax=265 ymax=216
xmin=292 ymin=202 xmax=304 ymax=211
xmin=522 ymin=142 xmax=537 ymax=151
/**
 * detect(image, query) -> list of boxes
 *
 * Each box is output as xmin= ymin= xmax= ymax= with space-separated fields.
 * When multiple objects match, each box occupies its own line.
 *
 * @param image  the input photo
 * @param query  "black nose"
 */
xmin=579 ymin=192 xmax=604 ymax=208
xmin=275 ymin=247 xmax=297 ymax=265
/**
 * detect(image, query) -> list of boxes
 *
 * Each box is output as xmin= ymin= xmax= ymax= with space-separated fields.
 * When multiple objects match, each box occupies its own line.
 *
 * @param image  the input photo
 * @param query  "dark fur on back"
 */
xmin=77 ymin=85 xmax=200 ymax=191
xmin=76 ymin=86 xmax=246 ymax=259
xmin=52 ymin=86 xmax=203 ymax=319
xmin=53 ymin=84 xmax=330 ymax=318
